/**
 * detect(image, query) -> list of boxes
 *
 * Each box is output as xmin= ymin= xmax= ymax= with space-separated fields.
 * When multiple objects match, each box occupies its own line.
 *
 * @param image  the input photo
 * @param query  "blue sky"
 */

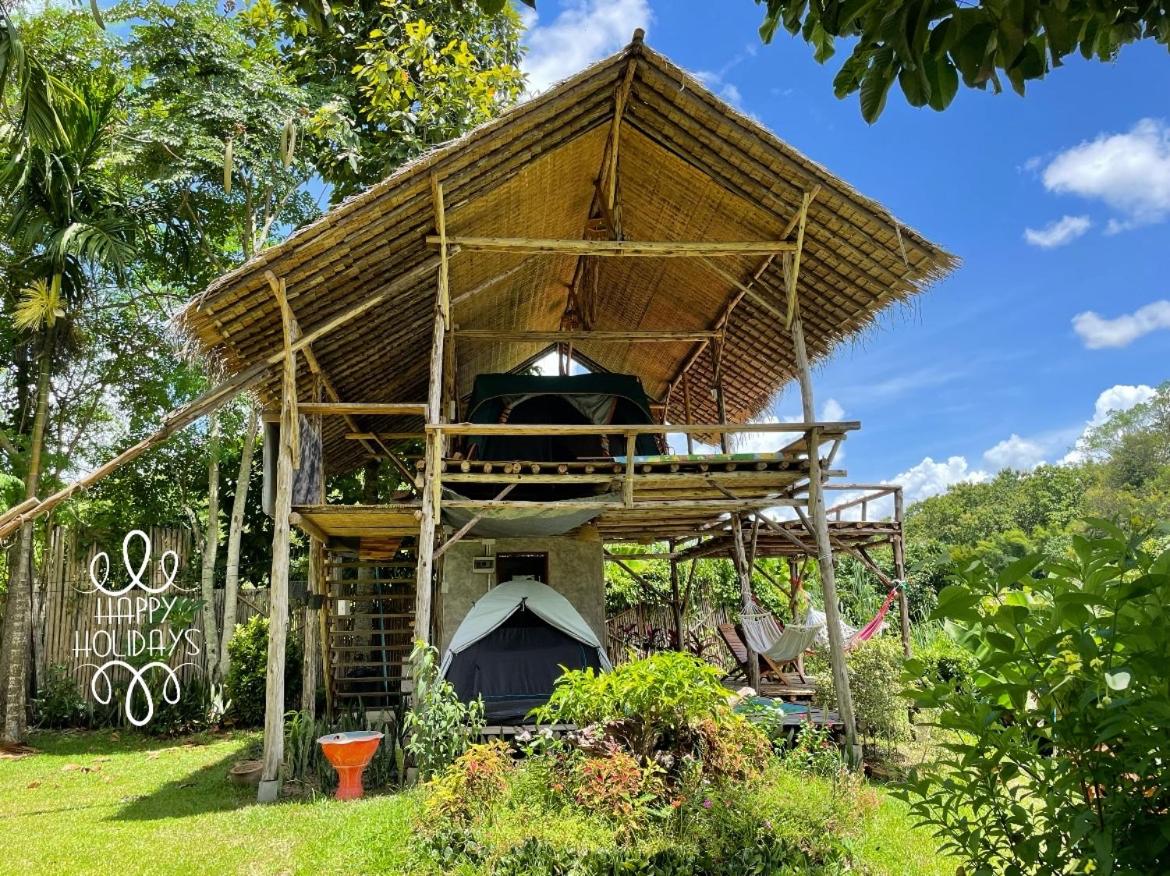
xmin=521 ymin=0 xmax=1170 ymax=503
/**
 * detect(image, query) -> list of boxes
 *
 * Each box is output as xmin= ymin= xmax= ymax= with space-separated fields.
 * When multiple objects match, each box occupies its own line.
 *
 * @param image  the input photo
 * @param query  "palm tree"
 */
xmin=0 ymin=63 xmax=136 ymax=743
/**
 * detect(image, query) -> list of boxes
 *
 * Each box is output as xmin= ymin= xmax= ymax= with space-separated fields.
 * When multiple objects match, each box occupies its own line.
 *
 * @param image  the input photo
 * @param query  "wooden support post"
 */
xmin=258 ymin=276 xmax=298 ymax=803
xmin=322 ymin=549 xmax=336 ymax=718
xmin=729 ymin=513 xmax=760 ymax=691
xmin=786 ymin=251 xmax=861 ymax=765
xmin=415 ymin=179 xmax=450 ymax=646
xmin=682 ymin=373 xmax=695 ymax=455
xmin=622 ymin=433 xmax=636 ymax=506
xmin=302 ymin=536 xmax=323 ymax=717
xmin=301 ymin=376 xmax=325 ymax=718
xmin=893 ymin=488 xmax=911 ymax=657
xmin=668 ymin=539 xmax=683 ymax=649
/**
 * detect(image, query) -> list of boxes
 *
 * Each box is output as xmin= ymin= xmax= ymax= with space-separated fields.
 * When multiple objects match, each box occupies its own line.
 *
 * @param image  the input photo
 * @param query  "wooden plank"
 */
xmin=426 ymin=236 xmax=797 ymax=257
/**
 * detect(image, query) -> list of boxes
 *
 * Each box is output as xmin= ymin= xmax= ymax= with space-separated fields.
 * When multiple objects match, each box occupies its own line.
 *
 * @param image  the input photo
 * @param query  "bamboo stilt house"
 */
xmin=93 ymin=30 xmax=955 ymax=797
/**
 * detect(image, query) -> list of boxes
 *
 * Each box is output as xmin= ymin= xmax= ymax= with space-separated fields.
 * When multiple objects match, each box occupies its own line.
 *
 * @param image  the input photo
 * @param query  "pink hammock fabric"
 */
xmin=847 ymin=584 xmax=902 ymax=648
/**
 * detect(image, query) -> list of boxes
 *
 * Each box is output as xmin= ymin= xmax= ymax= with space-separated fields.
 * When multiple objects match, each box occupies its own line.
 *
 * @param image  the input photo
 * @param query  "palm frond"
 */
xmin=13 ymin=276 xmax=65 ymax=331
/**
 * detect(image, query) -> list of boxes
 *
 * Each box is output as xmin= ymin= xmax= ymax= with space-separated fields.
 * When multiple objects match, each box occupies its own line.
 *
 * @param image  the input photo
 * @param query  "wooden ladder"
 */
xmin=324 ymin=551 xmax=416 ymax=714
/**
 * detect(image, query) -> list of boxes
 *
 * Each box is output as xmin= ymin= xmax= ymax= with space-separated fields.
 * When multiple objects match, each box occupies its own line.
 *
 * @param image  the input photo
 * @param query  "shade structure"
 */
xmin=440 ymin=578 xmax=612 ymax=722
xmin=177 ymin=33 xmax=957 ymax=476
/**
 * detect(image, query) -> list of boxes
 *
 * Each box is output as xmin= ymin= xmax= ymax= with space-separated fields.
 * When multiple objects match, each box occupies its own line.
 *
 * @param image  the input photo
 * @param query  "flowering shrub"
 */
xmin=571 ymin=751 xmax=661 ymax=826
xmin=781 ymin=722 xmax=846 ymax=779
xmin=423 ymin=740 xmax=513 ymax=825
xmin=695 ymin=715 xmax=771 ymax=782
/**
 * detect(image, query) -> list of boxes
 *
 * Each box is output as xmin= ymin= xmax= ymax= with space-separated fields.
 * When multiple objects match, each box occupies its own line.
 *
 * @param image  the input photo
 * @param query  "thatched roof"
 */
xmin=179 ymin=33 xmax=956 ymax=475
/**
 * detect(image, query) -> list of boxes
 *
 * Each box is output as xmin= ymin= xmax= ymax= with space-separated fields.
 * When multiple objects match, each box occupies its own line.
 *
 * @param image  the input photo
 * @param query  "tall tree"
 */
xmin=265 ymin=0 xmax=525 ymax=200
xmin=0 ymin=66 xmax=137 ymax=741
xmin=220 ymin=405 xmax=259 ymax=677
xmin=196 ymin=412 xmax=222 ymax=682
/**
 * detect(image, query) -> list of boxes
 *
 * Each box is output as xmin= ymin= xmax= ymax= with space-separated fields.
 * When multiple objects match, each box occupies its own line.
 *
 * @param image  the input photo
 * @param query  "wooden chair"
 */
xmin=718 ymin=622 xmax=808 ymax=684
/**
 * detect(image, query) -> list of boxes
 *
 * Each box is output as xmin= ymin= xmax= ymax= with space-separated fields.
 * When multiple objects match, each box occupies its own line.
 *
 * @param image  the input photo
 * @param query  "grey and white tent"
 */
xmin=440 ymin=578 xmax=612 ymax=722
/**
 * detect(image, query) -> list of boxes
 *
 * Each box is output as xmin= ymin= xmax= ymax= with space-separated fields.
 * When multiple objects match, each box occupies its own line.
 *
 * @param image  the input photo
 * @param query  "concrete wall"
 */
xmin=439 ymin=525 xmax=605 ymax=652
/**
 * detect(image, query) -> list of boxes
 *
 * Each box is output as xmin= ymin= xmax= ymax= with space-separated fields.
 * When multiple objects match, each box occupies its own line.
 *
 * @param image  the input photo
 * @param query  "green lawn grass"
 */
xmin=1 ymin=730 xmax=954 ymax=875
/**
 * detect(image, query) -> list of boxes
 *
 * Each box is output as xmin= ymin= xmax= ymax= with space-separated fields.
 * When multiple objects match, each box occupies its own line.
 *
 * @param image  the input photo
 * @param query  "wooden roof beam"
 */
xmin=455 ymin=330 xmax=718 ymax=343
xmin=426 ymin=236 xmax=796 ymax=257
xmin=298 ymin=403 xmax=428 ymax=416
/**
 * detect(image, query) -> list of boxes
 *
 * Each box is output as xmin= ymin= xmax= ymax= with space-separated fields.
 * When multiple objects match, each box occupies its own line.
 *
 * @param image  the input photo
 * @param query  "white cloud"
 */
xmin=820 ymin=398 xmax=845 ymax=421
xmin=983 ymin=434 xmax=1047 ymax=471
xmin=1072 ymin=300 xmax=1170 ymax=349
xmin=521 ymin=0 xmax=652 ymax=95
xmin=1061 ymin=384 xmax=1157 ymax=464
xmin=895 ymin=455 xmax=988 ymax=503
xmin=1023 ymin=214 xmax=1091 ymax=248
xmin=1040 ymin=118 xmax=1170 ymax=229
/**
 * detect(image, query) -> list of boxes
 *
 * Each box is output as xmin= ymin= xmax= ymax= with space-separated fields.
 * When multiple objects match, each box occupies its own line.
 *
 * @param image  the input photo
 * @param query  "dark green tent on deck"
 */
xmin=459 ymin=373 xmax=661 ymax=464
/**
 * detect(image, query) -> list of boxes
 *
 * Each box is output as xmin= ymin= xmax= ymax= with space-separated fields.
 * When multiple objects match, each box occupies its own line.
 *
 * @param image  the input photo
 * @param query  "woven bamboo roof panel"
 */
xmin=179 ymin=34 xmax=956 ymax=475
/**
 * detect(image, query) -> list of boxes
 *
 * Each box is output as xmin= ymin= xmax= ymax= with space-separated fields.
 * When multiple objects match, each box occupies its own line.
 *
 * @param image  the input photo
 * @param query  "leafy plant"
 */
xmin=403 ymin=640 xmax=484 ymax=781
xmin=532 ymin=651 xmax=728 ymax=758
xmin=224 ymin=614 xmax=302 ymax=727
xmin=899 ymin=519 xmax=1170 ymax=875
xmin=32 ymin=663 xmax=88 ymax=728
xmin=423 ymin=739 xmax=513 ymax=824
xmin=813 ymin=635 xmax=912 ymax=749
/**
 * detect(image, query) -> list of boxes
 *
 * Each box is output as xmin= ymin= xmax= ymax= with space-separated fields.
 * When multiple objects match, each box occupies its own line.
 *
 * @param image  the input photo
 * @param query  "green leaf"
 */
xmin=922 ymin=52 xmax=958 ymax=110
xmin=996 ymin=553 xmax=1044 ymax=587
xmin=859 ymin=49 xmax=897 ymax=122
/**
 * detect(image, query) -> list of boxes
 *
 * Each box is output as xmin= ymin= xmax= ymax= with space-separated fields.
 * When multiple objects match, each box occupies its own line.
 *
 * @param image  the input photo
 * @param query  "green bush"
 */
xmin=414 ymin=758 xmax=864 ymax=875
xmin=403 ymin=640 xmax=484 ymax=781
xmin=912 ymin=622 xmax=978 ymax=690
xmin=224 ymin=614 xmax=301 ymax=727
xmin=532 ymin=651 xmax=729 ymax=758
xmin=33 ymin=663 xmax=89 ymax=728
xmin=899 ymin=519 xmax=1170 ymax=875
xmin=813 ymin=635 xmax=912 ymax=748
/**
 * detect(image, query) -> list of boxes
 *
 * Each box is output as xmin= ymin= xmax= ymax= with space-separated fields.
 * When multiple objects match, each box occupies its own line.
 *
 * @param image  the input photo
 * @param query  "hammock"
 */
xmin=743 ymin=582 xmax=904 ymax=658
xmin=740 ymin=606 xmax=824 ymax=664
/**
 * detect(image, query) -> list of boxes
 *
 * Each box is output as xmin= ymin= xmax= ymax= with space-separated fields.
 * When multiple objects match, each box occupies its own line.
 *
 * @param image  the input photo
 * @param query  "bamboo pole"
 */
xmin=786 ymin=254 xmax=860 ymax=765
xmin=454 ymin=330 xmax=718 ymax=343
xmin=295 ymin=403 xmax=427 ymax=416
xmin=432 ymin=421 xmax=857 ymax=436
xmin=414 ymin=183 xmax=450 ymax=644
xmin=427 ymin=236 xmax=797 ymax=257
xmin=258 ymin=277 xmax=298 ymax=804
xmin=668 ymin=539 xmax=683 ymax=649
xmin=893 ymin=488 xmax=911 ymax=657
xmin=606 ymin=57 xmax=638 ymax=213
